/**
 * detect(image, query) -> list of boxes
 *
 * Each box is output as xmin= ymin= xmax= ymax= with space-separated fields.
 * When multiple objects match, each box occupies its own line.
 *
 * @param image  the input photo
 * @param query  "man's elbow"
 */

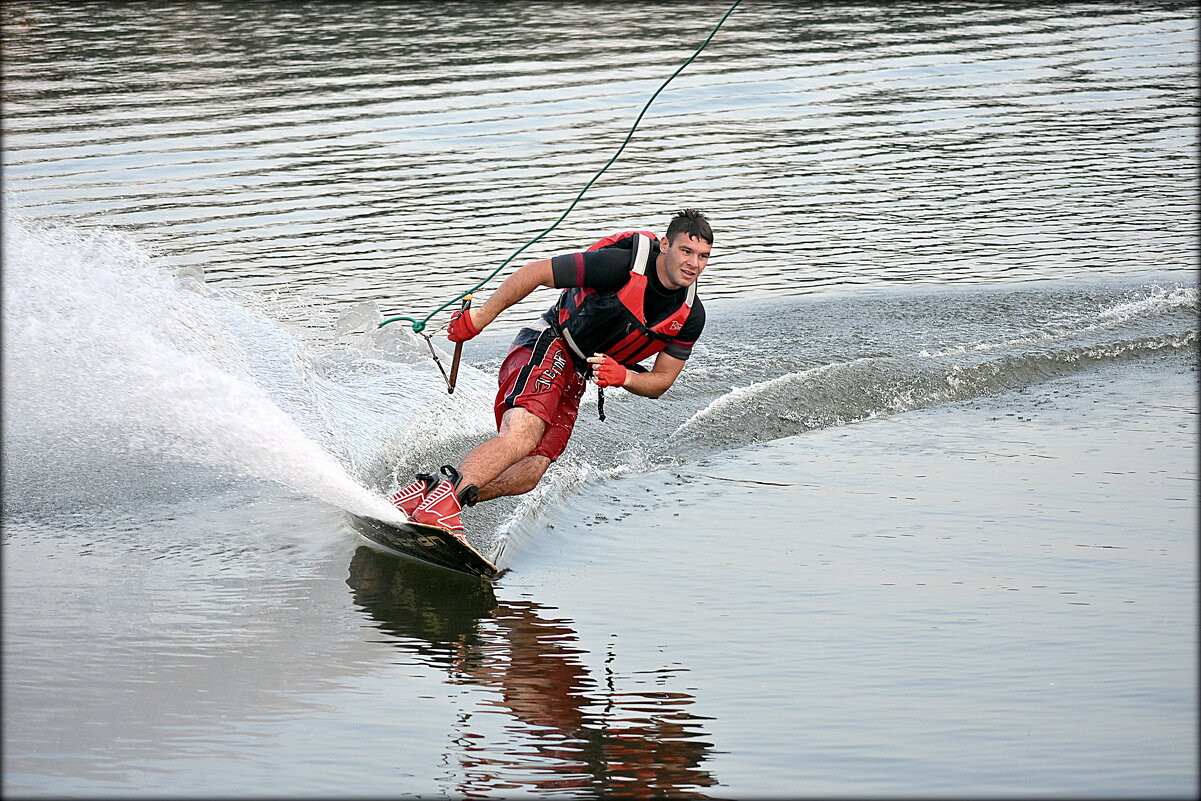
xmin=520 ymin=258 xmax=556 ymax=289
xmin=641 ymin=379 xmax=674 ymax=399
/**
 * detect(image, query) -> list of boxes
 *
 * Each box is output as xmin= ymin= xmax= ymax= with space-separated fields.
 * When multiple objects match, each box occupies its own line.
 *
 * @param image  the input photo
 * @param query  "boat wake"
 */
xmin=671 ymin=285 xmax=1197 ymax=452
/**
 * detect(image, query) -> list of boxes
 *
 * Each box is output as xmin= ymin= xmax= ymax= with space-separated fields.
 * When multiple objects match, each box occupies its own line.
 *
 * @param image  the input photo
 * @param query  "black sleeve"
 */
xmin=550 ymin=248 xmax=631 ymax=291
xmin=663 ymin=299 xmax=705 ymax=361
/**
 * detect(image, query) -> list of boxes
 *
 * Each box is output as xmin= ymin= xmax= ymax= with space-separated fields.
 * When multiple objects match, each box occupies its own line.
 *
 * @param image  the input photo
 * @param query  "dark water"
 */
xmin=3 ymin=2 xmax=1198 ymax=797
xmin=3 ymin=2 xmax=1196 ymax=311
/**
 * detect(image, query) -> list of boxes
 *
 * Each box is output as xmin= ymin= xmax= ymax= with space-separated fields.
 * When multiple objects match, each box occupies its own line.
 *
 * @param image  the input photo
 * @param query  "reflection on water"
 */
xmin=2 ymin=1 xmax=1195 ymax=330
xmin=347 ymin=546 xmax=719 ymax=798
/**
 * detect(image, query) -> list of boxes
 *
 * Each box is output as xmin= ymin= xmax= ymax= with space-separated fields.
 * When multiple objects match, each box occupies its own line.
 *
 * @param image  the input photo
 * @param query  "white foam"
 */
xmin=1097 ymin=285 xmax=1198 ymax=320
xmin=672 ymin=364 xmax=837 ymax=439
xmin=2 ymin=212 xmax=488 ymax=525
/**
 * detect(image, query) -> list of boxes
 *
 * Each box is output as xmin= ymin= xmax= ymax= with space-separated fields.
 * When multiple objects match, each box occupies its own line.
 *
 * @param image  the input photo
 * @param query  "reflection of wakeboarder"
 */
xmin=346 ymin=547 xmax=719 ymax=797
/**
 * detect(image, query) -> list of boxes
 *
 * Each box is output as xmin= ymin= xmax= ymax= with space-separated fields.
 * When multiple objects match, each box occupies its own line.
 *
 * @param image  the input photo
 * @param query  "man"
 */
xmin=391 ymin=208 xmax=713 ymax=538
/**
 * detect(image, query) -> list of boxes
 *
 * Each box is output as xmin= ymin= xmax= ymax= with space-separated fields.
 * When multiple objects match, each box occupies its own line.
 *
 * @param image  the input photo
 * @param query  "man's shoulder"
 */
xmin=589 ymin=229 xmax=658 ymax=251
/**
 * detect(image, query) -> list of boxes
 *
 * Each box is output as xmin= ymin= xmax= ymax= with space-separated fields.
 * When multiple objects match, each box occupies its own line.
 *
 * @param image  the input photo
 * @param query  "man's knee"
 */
xmin=514 ymin=455 xmax=552 ymax=494
xmin=504 ymin=456 xmax=550 ymax=494
xmin=477 ymin=454 xmax=552 ymax=502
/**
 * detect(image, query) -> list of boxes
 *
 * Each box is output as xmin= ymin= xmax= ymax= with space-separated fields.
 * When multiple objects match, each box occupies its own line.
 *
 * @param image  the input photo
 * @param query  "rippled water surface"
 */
xmin=4 ymin=1 xmax=1196 ymax=311
xmin=3 ymin=2 xmax=1197 ymax=798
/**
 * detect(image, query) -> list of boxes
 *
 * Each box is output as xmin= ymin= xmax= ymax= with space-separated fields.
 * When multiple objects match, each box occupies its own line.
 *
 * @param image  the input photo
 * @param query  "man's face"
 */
xmin=658 ymin=234 xmax=711 ymax=290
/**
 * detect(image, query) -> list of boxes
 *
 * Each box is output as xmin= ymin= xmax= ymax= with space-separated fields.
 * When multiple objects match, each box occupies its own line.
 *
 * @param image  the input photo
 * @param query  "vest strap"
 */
xmin=560 ymin=326 xmax=588 ymax=362
xmin=629 ymin=234 xmax=653 ymax=276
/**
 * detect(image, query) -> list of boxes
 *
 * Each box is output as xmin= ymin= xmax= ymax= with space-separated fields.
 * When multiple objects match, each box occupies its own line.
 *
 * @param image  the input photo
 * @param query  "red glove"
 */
xmin=590 ymin=354 xmax=627 ymax=388
xmin=447 ymin=309 xmax=481 ymax=342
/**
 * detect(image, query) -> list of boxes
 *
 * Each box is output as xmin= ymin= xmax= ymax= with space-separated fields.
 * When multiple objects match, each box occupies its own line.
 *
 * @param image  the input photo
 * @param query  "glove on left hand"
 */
xmin=590 ymin=353 xmax=627 ymax=388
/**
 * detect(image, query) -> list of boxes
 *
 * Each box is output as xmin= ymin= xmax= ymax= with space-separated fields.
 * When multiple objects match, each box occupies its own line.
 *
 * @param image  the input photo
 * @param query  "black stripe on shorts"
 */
xmin=503 ymin=327 xmax=558 ymax=408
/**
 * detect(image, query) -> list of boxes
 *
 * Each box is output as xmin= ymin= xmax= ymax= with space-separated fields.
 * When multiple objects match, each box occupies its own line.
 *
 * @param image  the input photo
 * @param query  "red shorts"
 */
xmin=494 ymin=329 xmax=587 ymax=461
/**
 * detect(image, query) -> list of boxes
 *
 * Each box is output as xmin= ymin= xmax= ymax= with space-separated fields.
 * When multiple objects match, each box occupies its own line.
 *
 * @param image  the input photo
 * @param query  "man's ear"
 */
xmin=660 ymin=235 xmax=671 ymax=251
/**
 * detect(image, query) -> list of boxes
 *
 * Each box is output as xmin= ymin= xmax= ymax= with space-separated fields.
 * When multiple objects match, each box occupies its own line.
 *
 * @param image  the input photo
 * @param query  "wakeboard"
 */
xmin=349 ymin=514 xmax=499 ymax=579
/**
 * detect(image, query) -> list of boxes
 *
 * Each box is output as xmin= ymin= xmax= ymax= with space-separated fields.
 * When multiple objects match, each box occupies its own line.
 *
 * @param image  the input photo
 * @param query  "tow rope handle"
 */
xmin=447 ymin=294 xmax=472 ymax=394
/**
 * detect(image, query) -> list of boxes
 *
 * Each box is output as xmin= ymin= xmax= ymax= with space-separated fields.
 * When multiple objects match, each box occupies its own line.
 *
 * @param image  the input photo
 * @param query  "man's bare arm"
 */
xmin=468 ymin=259 xmax=555 ymax=332
xmin=623 ymin=351 xmax=687 ymax=398
xmin=587 ymin=351 xmax=686 ymax=399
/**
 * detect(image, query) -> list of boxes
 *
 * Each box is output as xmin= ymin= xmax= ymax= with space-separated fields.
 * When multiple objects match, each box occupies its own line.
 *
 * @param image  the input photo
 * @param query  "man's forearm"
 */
xmin=621 ymin=370 xmax=674 ymax=399
xmin=619 ymin=352 xmax=686 ymax=399
xmin=472 ymin=259 xmax=555 ymax=330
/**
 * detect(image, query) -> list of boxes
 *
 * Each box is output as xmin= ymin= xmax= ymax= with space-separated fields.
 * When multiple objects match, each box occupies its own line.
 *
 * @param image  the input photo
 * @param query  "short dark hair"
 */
xmin=665 ymin=208 xmax=713 ymax=245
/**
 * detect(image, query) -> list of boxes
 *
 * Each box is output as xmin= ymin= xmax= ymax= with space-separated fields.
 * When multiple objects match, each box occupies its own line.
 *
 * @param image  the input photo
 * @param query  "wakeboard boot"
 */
xmin=411 ymin=465 xmax=479 ymax=540
xmin=388 ymin=472 xmax=438 ymax=519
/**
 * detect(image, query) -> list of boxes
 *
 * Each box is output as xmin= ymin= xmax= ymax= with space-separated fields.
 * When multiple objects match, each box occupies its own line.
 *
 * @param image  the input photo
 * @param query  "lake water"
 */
xmin=2 ymin=2 xmax=1198 ymax=798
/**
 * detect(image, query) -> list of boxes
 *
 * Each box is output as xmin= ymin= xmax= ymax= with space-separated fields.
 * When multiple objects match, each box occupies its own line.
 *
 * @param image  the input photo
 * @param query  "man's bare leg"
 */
xmin=457 ymin=406 xmax=546 ymax=493
xmin=476 ymin=454 xmax=552 ymax=502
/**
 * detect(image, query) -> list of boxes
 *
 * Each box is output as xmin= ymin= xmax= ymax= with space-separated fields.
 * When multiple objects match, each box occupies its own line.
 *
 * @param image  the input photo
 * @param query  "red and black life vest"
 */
xmin=553 ymin=231 xmax=697 ymax=367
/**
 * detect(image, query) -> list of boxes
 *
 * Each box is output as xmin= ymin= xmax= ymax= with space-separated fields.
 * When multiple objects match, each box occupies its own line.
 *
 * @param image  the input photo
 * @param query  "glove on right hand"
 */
xmin=447 ymin=309 xmax=481 ymax=342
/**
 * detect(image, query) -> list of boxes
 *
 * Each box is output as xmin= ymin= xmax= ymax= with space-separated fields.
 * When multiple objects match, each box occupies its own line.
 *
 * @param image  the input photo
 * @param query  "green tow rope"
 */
xmin=378 ymin=0 xmax=742 ymax=334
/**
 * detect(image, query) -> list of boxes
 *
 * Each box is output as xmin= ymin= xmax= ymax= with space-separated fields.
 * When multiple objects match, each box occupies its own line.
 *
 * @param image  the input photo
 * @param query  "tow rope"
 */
xmin=378 ymin=0 xmax=741 ymax=353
